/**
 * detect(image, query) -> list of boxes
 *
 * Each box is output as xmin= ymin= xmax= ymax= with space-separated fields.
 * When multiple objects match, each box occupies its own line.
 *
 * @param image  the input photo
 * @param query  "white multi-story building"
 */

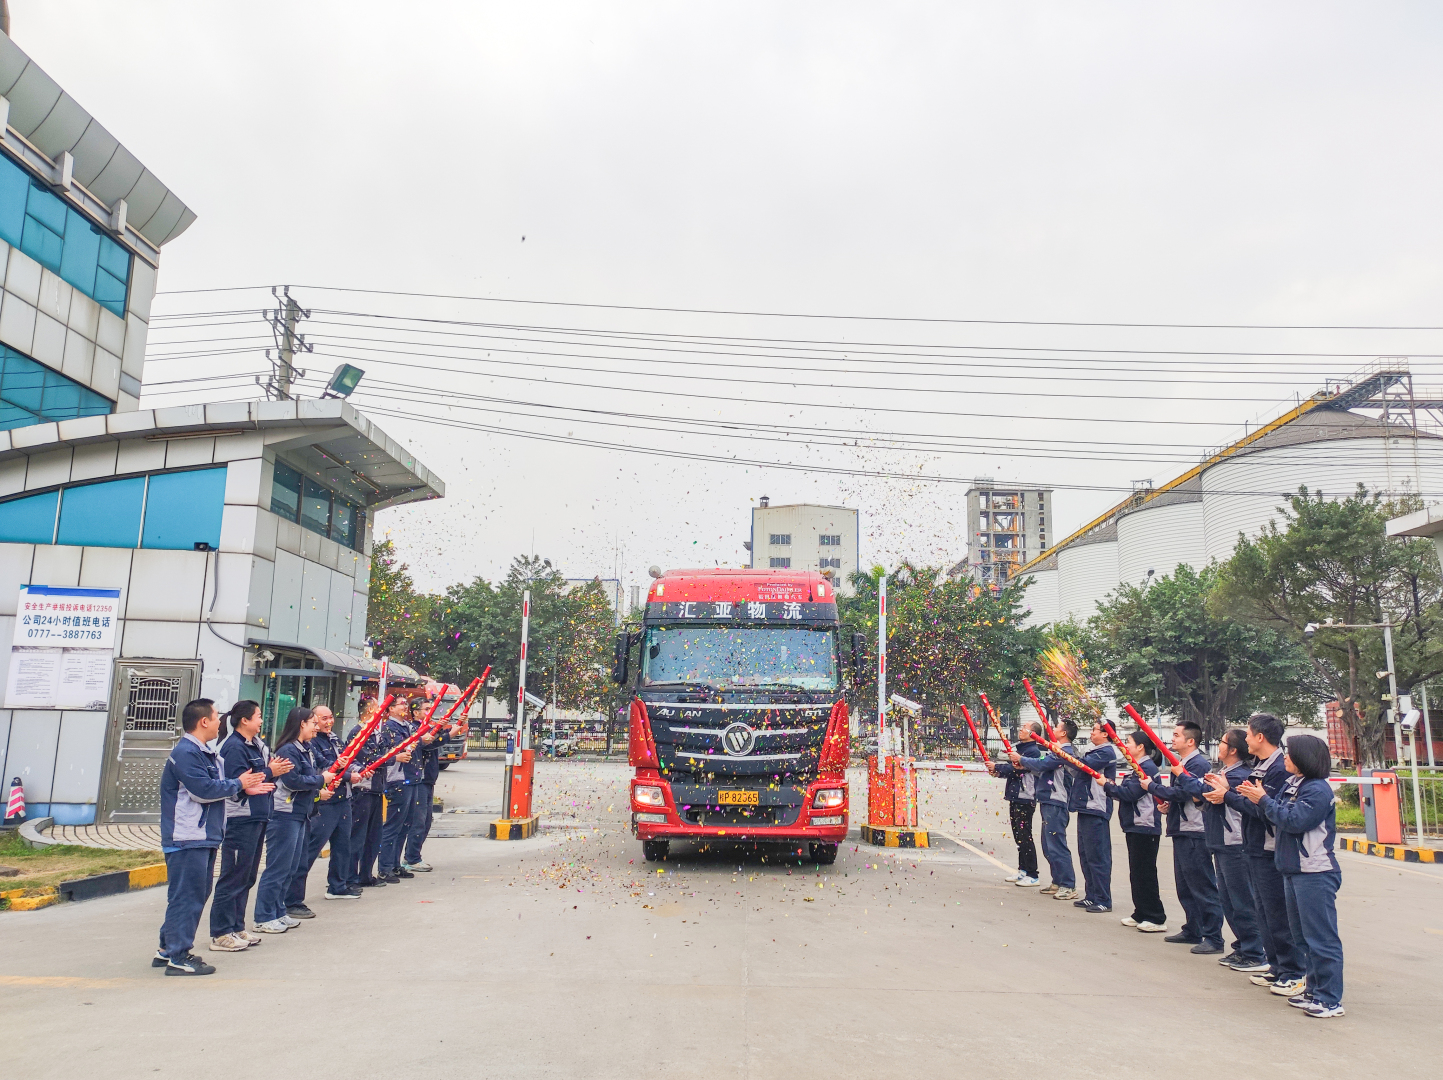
xmin=747 ymin=498 xmax=859 ymax=594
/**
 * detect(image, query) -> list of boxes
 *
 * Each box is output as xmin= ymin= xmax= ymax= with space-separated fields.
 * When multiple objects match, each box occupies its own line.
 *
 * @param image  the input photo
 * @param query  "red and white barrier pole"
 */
xmin=502 ymin=590 xmax=531 ymax=820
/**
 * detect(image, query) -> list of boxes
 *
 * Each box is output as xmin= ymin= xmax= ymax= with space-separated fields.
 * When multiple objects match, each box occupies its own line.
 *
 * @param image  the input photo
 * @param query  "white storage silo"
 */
xmin=1057 ymin=524 xmax=1120 ymax=623
xmin=1117 ymin=485 xmax=1208 ymax=585
xmin=1019 ymin=562 xmax=1060 ymax=627
xmin=1200 ymin=411 xmax=1443 ymax=563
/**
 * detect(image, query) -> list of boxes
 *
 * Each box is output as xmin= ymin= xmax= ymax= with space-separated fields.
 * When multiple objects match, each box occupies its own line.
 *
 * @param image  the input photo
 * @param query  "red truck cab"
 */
xmin=612 ymin=568 xmax=851 ymax=863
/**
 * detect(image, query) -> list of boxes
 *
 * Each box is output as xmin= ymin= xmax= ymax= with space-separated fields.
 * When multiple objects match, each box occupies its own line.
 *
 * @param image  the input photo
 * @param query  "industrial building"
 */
xmin=746 ymin=497 xmax=859 ymax=594
xmin=1019 ymin=364 xmax=1443 ymax=627
xmin=957 ymin=481 xmax=1053 ymax=585
xmin=0 ymin=34 xmax=444 ymax=825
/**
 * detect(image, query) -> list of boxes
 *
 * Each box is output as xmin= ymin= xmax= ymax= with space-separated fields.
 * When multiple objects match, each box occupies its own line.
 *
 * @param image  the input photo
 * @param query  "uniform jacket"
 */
xmin=1204 ymin=760 xmax=1252 ymax=851
xmin=161 ymin=733 xmax=242 ymax=849
xmin=220 ymin=731 xmax=274 ymax=821
xmin=1222 ymin=747 xmax=1289 ymax=856
xmin=272 ymin=740 xmax=325 ymax=816
xmin=381 ymin=717 xmax=421 ymax=789
xmin=992 ymin=741 xmax=1041 ymax=802
xmin=1105 ymin=755 xmax=1161 ymax=835
xmin=1258 ymin=775 xmax=1339 ymax=874
xmin=345 ymin=720 xmax=392 ymax=796
xmin=1068 ymin=742 xmax=1120 ymax=819
xmin=1143 ymin=749 xmax=1210 ymax=837
xmin=311 ymin=730 xmax=351 ymax=801
xmin=1019 ymin=740 xmax=1077 ymax=807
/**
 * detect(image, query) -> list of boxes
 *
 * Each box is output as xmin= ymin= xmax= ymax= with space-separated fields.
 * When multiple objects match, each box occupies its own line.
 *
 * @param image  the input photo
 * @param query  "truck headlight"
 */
xmin=812 ymin=788 xmax=845 ymax=809
xmin=634 ymin=785 xmax=665 ymax=807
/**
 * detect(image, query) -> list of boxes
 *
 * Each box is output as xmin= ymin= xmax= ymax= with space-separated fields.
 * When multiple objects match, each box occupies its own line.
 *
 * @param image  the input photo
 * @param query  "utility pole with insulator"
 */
xmin=261 ymin=285 xmax=312 ymax=400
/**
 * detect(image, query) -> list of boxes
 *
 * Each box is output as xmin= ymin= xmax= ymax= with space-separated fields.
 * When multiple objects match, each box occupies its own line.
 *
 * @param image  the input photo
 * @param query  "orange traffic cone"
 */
xmin=4 ymin=776 xmax=24 ymax=823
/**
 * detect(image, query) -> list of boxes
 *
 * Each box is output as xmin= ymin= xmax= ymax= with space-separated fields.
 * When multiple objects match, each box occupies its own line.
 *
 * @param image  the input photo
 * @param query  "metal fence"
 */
xmin=1397 ymin=772 xmax=1443 ymax=841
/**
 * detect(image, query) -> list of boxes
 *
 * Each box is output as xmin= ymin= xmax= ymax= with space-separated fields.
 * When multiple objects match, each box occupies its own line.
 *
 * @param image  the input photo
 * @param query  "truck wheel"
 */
xmin=438 ymin=763 xmax=450 ymax=771
xmin=809 ymin=842 xmax=838 ymax=865
xmin=643 ymin=840 xmax=669 ymax=862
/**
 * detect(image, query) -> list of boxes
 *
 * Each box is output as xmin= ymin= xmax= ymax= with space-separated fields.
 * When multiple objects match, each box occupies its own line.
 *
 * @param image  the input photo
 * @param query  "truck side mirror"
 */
xmin=611 ymin=630 xmax=630 ymax=686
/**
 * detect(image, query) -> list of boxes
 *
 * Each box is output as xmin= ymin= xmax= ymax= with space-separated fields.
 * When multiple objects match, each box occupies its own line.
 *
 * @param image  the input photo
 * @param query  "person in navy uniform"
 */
xmin=1011 ymin=719 xmax=1078 ymax=900
xmin=377 ymin=697 xmax=419 ymax=883
xmin=345 ymin=698 xmax=390 ymax=889
xmin=1140 ymin=720 xmax=1225 ymax=955
xmin=287 ymin=705 xmax=359 ymax=907
xmin=253 ymin=708 xmax=331 ymax=932
xmin=1069 ymin=723 xmax=1120 ymax=913
xmin=988 ymin=722 xmax=1042 ymax=887
xmin=156 ymin=699 xmax=271 ymax=976
xmin=1104 ymin=730 xmax=1167 ymax=932
xmin=1201 ymin=728 xmax=1269 ymax=974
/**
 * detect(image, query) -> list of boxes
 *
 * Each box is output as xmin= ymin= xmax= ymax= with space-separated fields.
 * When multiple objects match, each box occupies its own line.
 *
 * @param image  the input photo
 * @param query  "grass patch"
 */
xmin=0 ymin=831 xmax=162 ymax=894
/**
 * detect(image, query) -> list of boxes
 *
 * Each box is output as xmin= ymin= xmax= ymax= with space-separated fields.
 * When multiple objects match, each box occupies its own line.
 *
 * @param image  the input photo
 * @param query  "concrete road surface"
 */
xmin=2 ymin=758 xmax=1441 ymax=1080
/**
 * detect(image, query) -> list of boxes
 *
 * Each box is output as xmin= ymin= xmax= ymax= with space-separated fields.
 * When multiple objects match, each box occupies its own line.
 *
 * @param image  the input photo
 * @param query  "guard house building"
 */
xmin=0 ymin=36 xmax=445 ymax=825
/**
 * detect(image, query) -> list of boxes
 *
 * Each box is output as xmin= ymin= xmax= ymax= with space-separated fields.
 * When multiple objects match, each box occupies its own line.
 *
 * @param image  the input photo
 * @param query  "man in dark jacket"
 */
xmin=1014 ymin=719 xmax=1078 ymax=899
xmin=989 ymin=724 xmax=1041 ymax=886
xmin=346 ymin=699 xmax=393 ymax=889
xmin=1141 ymin=721 xmax=1225 ymax=955
xmin=377 ymin=698 xmax=420 ymax=882
xmin=1069 ymin=724 xmax=1120 ymax=913
xmin=287 ymin=705 xmax=359 ymax=908
xmin=156 ymin=699 xmax=270 ymax=976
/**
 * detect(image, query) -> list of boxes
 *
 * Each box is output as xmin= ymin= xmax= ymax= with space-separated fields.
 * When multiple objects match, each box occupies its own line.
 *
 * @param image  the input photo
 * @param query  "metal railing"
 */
xmin=1397 ymin=774 xmax=1443 ymax=842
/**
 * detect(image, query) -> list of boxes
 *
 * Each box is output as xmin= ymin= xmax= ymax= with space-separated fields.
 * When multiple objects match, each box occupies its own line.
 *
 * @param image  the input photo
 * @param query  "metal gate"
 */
xmin=97 ymin=659 xmax=203 ymax=824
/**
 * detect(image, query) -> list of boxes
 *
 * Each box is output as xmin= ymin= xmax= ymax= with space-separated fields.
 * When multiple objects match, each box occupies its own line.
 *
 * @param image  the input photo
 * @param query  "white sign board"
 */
xmin=5 ymin=586 xmax=122 ymax=710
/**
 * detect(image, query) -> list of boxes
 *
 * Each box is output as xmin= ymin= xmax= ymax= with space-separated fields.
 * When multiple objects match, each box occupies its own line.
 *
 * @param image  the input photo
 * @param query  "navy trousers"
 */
xmin=1076 ymin=813 xmax=1112 ymax=907
xmin=1039 ymin=802 xmax=1075 ymax=889
xmin=1246 ymin=853 xmax=1304 ymax=980
xmin=1214 ymin=847 xmax=1265 ymax=961
xmin=210 ymin=817 xmax=266 ymax=936
xmin=404 ymin=783 xmax=434 ymax=864
xmin=255 ymin=812 xmax=307 ymax=923
xmin=379 ymin=785 xmax=419 ymax=873
xmin=1171 ymin=834 xmax=1223 ymax=947
xmin=287 ymin=798 xmax=353 ymax=905
xmin=1125 ymin=831 xmax=1166 ymax=925
xmin=1284 ymin=870 xmax=1344 ymax=1006
xmin=349 ymin=792 xmax=385 ymax=886
xmin=159 ymin=847 xmax=217 ymax=959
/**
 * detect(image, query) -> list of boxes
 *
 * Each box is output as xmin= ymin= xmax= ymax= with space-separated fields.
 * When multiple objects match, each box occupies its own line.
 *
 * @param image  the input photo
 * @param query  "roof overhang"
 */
xmin=0 ymin=34 xmax=195 ymax=256
xmin=0 ymin=397 xmax=444 ymax=511
xmin=248 ymin=639 xmax=423 ymax=682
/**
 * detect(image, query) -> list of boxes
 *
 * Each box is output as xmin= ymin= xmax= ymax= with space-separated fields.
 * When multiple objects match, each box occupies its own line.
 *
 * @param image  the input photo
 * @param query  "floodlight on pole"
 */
xmin=322 ymin=363 xmax=365 ymax=398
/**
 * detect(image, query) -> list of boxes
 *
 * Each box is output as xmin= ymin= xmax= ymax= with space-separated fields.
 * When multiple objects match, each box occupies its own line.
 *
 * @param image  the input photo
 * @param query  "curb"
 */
xmin=860 ymin=824 xmax=930 ymax=848
xmin=1341 ymin=837 xmax=1442 ymax=863
xmin=1 ymin=860 xmax=167 ymax=912
xmin=490 ymin=815 xmax=540 ymax=840
xmin=18 ymin=816 xmax=55 ymax=848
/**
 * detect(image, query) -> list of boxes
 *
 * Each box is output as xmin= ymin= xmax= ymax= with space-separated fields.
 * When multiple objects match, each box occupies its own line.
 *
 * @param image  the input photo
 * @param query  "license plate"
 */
xmin=718 ymin=790 xmax=759 ymax=806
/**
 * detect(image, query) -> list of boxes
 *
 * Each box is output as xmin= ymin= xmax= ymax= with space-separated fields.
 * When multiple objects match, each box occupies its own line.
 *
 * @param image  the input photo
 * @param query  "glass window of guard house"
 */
xmin=0 ymin=350 xmax=110 ymax=427
xmin=0 ymin=154 xmax=29 ymax=249
xmin=141 ymin=467 xmax=226 ymax=550
xmin=20 ymin=180 xmax=66 ymax=273
xmin=301 ymin=477 xmax=332 ymax=536
xmin=271 ymin=460 xmax=302 ymax=522
xmin=0 ymin=489 xmax=59 ymax=544
xmin=57 ymin=476 xmax=146 ymax=547
xmin=331 ymin=498 xmax=360 ymax=550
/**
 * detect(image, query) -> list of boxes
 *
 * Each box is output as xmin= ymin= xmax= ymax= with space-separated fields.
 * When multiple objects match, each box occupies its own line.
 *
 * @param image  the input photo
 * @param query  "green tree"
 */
xmin=1085 ymin=563 xmax=1316 ymax=743
xmin=1219 ymin=486 xmax=1443 ymax=764
xmin=839 ymin=563 xmax=1045 ymax=725
xmin=364 ymin=538 xmax=435 ymax=670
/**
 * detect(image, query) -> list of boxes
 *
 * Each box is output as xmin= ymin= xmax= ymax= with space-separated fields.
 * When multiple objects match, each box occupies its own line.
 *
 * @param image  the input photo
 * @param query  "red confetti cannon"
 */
xmin=977 ymin=693 xmax=1014 ymax=754
xmin=1020 ymin=726 xmax=1108 ymax=783
xmin=324 ymin=693 xmax=395 ymax=793
xmin=1101 ymin=718 xmax=1146 ymax=778
xmin=958 ymin=702 xmax=992 ymax=767
xmin=1021 ymin=677 xmax=1057 ymax=743
xmin=357 ymin=674 xmax=486 ymax=781
xmin=1123 ymin=703 xmax=1182 ymax=768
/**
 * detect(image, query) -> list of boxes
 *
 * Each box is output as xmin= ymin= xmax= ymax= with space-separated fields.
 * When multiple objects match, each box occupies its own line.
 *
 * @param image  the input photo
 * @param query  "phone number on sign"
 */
xmin=25 ymin=628 xmax=106 ymax=641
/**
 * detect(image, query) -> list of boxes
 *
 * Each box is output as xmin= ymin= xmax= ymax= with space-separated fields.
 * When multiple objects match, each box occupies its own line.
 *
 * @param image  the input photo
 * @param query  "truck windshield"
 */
xmin=641 ymin=626 xmax=838 ymax=691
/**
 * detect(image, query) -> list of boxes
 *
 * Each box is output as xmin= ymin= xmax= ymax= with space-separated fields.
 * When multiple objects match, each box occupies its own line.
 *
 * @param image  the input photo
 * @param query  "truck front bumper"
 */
xmin=629 ymin=776 xmax=848 ymax=843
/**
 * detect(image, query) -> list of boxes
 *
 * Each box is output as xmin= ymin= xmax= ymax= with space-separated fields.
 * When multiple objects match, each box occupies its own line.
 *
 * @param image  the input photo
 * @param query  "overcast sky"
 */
xmin=13 ymin=2 xmax=1443 ymax=593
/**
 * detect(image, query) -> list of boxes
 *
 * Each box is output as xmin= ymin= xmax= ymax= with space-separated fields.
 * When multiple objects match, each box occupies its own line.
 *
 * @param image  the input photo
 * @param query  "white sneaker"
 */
xmin=1136 ymin=921 xmax=1168 ymax=933
xmin=279 ymin=915 xmax=301 ymax=928
xmin=404 ymin=860 xmax=433 ymax=872
xmin=1053 ymin=887 xmax=1078 ymax=900
xmin=209 ymin=934 xmax=248 ymax=952
xmin=1014 ymin=875 xmax=1040 ymax=887
xmin=238 ymin=929 xmax=262 ymax=946
xmin=1120 ymin=917 xmax=1138 ymax=927
xmin=256 ymin=919 xmax=289 ymax=934
xmin=1004 ymin=870 xmax=1021 ymax=882
xmin=1271 ymin=978 xmax=1307 ymax=997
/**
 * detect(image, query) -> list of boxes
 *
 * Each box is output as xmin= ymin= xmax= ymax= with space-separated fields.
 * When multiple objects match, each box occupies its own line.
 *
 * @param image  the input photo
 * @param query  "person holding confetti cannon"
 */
xmin=345 ymin=698 xmax=397 ymax=890
xmin=1008 ymin=719 xmax=1078 ymax=900
xmin=1103 ymin=730 xmax=1168 ymax=932
xmin=377 ymin=697 xmax=423 ymax=883
xmin=988 ymin=720 xmax=1043 ymax=887
xmin=1136 ymin=719 xmax=1225 ymax=955
xmin=1066 ymin=723 xmax=1122 ymax=913
xmin=1198 ymin=728 xmax=1270 ymax=974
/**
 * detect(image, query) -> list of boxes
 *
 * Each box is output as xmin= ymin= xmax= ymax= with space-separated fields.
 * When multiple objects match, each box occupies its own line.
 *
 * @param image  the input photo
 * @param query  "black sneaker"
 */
xmin=396 ymin=867 xmax=414 ymax=879
xmin=165 ymin=951 xmax=217 ymax=976
xmin=359 ymin=879 xmax=386 ymax=888
xmin=1190 ymin=942 xmax=1224 ymax=955
xmin=1216 ymin=951 xmax=1242 ymax=966
xmin=347 ymin=885 xmax=363 ymax=896
xmin=286 ymin=904 xmax=316 ymax=920
xmin=151 ymin=949 xmax=169 ymax=968
xmin=381 ymin=872 xmax=400 ymax=884
xmin=1164 ymin=933 xmax=1202 ymax=944
xmin=1083 ymin=901 xmax=1112 ymax=913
